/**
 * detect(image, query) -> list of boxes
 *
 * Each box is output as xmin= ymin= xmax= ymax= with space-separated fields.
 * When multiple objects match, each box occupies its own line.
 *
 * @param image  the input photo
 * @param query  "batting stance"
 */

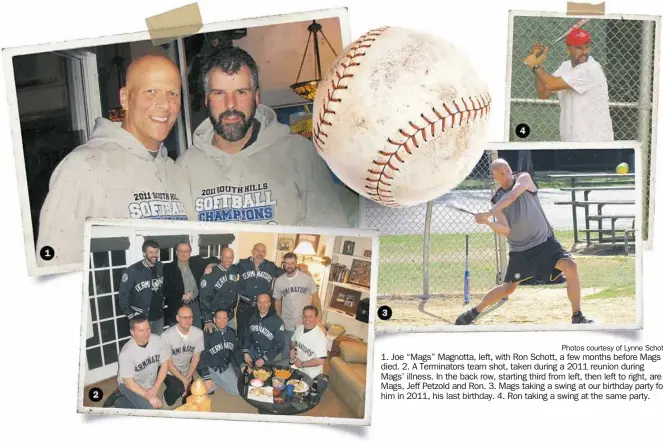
xmin=455 ymin=159 xmax=594 ymax=325
xmin=160 ymin=305 xmax=204 ymax=407
xmin=112 ymin=315 xmax=170 ymax=409
xmin=242 ymin=293 xmax=287 ymax=367
xmin=200 ymin=247 xmax=241 ymax=333
xmin=197 ymin=309 xmax=242 ymax=396
xmin=118 ymin=240 xmax=166 ymax=334
xmin=523 ymin=28 xmax=613 ymax=142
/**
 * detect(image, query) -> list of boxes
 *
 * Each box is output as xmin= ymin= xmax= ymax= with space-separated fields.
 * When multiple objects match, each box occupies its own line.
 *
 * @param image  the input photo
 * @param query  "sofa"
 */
xmin=328 ymin=340 xmax=368 ymax=418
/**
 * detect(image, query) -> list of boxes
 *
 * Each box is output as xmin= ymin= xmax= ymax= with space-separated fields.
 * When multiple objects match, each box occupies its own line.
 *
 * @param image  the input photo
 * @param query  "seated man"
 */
xmin=200 ymin=247 xmax=240 ymax=333
xmin=242 ymin=293 xmax=286 ymax=367
xmin=113 ymin=315 xmax=169 ymax=409
xmin=197 ymin=309 xmax=242 ymax=396
xmin=161 ymin=305 xmax=204 ymax=406
xmin=289 ymin=306 xmax=328 ymax=379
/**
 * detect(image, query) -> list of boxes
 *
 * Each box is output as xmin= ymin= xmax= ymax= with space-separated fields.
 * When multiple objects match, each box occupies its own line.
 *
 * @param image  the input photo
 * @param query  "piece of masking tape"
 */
xmin=145 ymin=3 xmax=203 ymax=46
xmin=566 ymin=2 xmax=606 ymax=16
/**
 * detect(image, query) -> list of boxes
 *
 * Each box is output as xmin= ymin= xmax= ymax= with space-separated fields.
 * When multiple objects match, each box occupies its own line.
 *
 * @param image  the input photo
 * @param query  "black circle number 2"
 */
xmin=378 ymin=305 xmax=393 ymax=320
xmin=89 ymin=387 xmax=103 ymax=402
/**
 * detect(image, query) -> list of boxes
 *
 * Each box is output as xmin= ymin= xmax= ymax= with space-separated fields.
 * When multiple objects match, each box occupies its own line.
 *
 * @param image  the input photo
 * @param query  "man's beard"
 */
xmin=574 ymin=55 xmax=588 ymax=66
xmin=285 ymin=266 xmax=296 ymax=275
xmin=209 ymin=106 xmax=255 ymax=142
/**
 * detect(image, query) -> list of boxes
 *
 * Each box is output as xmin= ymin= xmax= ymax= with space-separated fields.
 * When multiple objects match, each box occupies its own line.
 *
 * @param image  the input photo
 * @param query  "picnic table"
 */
xmin=550 ymin=173 xmax=635 ymax=250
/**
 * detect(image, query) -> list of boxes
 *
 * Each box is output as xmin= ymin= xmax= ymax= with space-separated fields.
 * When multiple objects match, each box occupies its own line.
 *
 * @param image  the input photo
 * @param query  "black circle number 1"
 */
xmin=39 ymin=246 xmax=55 ymax=261
xmin=515 ymin=124 xmax=531 ymax=139
xmin=378 ymin=305 xmax=393 ymax=320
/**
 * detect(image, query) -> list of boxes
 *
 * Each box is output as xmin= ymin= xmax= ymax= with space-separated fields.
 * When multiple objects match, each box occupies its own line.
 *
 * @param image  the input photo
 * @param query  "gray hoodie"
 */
xmin=176 ymin=104 xmax=359 ymax=228
xmin=36 ymin=118 xmax=195 ymax=267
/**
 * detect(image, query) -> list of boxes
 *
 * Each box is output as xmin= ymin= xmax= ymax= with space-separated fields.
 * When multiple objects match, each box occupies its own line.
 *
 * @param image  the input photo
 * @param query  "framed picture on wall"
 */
xmin=348 ymin=259 xmax=371 ymax=288
xmin=295 ymin=234 xmax=320 ymax=252
xmin=342 ymin=240 xmax=355 ymax=255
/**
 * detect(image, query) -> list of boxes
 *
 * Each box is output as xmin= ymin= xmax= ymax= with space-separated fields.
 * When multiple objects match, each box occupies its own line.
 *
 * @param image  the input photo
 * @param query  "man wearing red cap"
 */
xmin=523 ymin=28 xmax=614 ymax=142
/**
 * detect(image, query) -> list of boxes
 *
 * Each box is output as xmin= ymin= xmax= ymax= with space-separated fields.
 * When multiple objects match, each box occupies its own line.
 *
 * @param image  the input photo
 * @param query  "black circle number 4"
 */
xmin=378 ymin=305 xmax=393 ymax=320
xmin=515 ymin=124 xmax=530 ymax=139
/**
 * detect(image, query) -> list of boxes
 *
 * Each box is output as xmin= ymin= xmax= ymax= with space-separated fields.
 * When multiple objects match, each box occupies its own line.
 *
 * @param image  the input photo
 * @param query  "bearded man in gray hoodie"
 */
xmin=36 ymin=54 xmax=195 ymax=268
xmin=176 ymin=47 xmax=359 ymax=228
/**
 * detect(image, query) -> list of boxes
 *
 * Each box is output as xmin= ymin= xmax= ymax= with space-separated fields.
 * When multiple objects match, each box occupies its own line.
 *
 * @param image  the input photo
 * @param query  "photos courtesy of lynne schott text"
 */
xmin=380 ymin=344 xmax=663 ymax=402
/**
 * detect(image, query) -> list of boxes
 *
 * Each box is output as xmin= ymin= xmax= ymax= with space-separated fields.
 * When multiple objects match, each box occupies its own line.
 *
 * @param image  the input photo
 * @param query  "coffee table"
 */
xmin=237 ymin=366 xmax=324 ymax=415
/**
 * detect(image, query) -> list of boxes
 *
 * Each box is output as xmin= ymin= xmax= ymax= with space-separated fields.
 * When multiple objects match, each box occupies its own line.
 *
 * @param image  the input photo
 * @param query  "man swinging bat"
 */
xmin=455 ymin=159 xmax=594 ymax=325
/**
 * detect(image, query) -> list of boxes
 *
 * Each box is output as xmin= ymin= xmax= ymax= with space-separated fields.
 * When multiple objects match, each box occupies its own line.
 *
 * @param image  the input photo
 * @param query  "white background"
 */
xmin=1 ymin=0 xmax=662 ymax=440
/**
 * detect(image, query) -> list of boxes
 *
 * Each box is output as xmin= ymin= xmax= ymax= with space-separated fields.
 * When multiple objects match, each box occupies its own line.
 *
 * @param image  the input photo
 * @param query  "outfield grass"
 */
xmin=377 ymin=229 xmax=635 ymax=297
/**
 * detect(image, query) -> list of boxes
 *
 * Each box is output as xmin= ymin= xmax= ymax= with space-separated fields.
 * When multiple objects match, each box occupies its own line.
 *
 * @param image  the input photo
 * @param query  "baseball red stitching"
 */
xmin=313 ymin=27 xmax=390 ymax=152
xmin=364 ymin=94 xmax=492 ymax=207
xmin=313 ymin=27 xmax=491 ymax=208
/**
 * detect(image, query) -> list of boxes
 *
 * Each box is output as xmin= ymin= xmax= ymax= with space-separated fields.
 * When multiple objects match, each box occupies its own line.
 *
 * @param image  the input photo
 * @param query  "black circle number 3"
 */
xmin=378 ymin=305 xmax=393 ymax=320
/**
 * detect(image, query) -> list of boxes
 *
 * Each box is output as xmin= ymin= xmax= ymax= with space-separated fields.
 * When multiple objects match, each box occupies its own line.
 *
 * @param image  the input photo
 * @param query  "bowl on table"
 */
xmin=271 ymin=377 xmax=286 ymax=389
xmin=250 ymin=378 xmax=264 ymax=387
xmin=251 ymin=367 xmax=272 ymax=382
xmin=273 ymin=367 xmax=293 ymax=380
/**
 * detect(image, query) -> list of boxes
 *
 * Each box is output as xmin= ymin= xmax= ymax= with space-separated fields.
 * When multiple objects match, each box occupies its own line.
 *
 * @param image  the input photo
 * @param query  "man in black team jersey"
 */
xmin=455 ymin=159 xmax=593 ymax=326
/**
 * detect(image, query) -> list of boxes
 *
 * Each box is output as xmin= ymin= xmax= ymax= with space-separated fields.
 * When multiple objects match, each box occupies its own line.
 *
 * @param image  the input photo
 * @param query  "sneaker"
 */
xmin=103 ymin=389 xmax=123 ymax=408
xmin=455 ymin=307 xmax=479 ymax=325
xmin=572 ymin=312 xmax=594 ymax=324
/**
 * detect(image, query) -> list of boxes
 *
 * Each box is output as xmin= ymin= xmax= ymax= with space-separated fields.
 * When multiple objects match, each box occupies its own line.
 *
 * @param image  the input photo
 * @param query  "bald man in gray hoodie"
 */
xmin=176 ymin=47 xmax=359 ymax=228
xmin=37 ymin=54 xmax=195 ymax=268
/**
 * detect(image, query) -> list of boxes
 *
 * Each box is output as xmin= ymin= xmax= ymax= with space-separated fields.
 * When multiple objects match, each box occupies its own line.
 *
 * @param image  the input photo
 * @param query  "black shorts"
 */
xmin=504 ymin=237 xmax=572 ymax=284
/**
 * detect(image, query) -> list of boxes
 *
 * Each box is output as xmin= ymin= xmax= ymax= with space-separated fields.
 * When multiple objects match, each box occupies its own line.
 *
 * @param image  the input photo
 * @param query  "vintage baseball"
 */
xmin=313 ymin=27 xmax=491 ymax=207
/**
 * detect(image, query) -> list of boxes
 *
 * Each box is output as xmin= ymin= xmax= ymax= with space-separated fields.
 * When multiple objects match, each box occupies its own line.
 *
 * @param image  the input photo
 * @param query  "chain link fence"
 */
xmin=360 ymin=151 xmax=501 ymax=298
xmin=508 ymin=14 xmax=658 ymax=242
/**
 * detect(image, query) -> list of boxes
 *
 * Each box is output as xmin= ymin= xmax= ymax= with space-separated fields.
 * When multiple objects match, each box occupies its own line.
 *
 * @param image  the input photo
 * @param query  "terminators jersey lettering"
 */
xmin=273 ymin=270 xmax=318 ymax=330
xmin=291 ymin=325 xmax=328 ymax=379
xmin=161 ymin=326 xmax=204 ymax=375
xmin=118 ymin=335 xmax=169 ymax=390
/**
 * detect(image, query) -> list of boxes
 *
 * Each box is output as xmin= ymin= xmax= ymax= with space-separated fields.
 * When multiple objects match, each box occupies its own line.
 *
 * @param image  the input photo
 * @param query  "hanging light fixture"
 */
xmin=290 ymin=20 xmax=338 ymax=101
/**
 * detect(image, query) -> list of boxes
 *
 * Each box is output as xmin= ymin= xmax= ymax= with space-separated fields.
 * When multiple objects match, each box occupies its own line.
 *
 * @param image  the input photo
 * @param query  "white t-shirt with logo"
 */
xmin=552 ymin=56 xmax=614 ymax=142
xmin=291 ymin=324 xmax=327 ymax=379
xmin=273 ymin=270 xmax=318 ymax=331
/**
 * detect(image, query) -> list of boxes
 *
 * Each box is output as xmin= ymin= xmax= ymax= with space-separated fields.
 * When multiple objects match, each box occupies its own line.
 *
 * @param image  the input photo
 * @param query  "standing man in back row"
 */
xmin=455 ymin=159 xmax=594 ymax=326
xmin=175 ymin=46 xmax=359 ymax=227
xmin=119 ymin=240 xmax=166 ymax=334
xmin=272 ymin=253 xmax=321 ymax=363
xmin=524 ymin=28 xmax=613 ymax=142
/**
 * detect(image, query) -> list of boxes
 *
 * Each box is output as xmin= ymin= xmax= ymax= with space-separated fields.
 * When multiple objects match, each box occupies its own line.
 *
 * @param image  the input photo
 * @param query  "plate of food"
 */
xmin=248 ymin=386 xmax=274 ymax=403
xmin=287 ymin=379 xmax=309 ymax=394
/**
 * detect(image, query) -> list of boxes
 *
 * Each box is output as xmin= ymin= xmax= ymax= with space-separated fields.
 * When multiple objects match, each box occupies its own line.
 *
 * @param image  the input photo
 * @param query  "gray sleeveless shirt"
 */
xmin=492 ymin=175 xmax=553 ymax=252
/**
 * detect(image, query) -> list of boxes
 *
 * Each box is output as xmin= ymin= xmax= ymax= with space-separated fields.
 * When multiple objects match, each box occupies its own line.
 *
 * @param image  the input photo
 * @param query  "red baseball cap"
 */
xmin=566 ymin=28 xmax=592 ymax=46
